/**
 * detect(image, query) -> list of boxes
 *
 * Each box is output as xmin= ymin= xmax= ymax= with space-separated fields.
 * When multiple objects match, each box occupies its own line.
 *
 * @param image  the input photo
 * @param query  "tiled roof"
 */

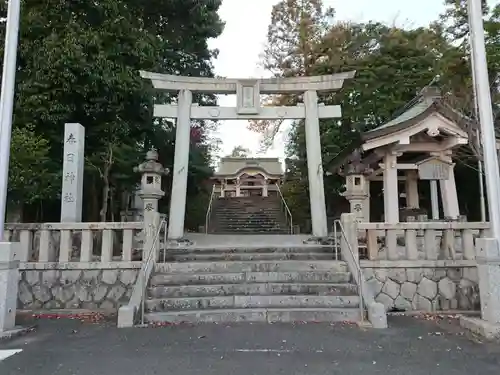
xmin=368 ymin=100 xmax=433 ymax=132
xmin=214 ymin=157 xmax=283 ymax=177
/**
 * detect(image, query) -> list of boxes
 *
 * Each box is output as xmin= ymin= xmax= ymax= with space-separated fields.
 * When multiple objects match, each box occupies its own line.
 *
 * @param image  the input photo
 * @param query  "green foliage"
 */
xmin=261 ymin=0 xmax=500 ymax=228
xmin=228 ymin=146 xmax=251 ymax=158
xmin=8 ymin=126 xmax=55 ymax=206
xmin=2 ymin=0 xmax=223 ymax=226
xmin=436 ymin=0 xmax=500 ymax=106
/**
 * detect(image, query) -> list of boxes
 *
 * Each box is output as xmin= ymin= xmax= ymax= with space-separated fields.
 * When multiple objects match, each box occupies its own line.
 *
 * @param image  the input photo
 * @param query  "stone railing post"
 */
xmin=460 ymin=237 xmax=500 ymax=338
xmin=0 ymin=242 xmax=19 ymax=333
xmin=476 ymin=238 xmax=500 ymax=325
xmin=340 ymin=213 xmax=359 ymax=260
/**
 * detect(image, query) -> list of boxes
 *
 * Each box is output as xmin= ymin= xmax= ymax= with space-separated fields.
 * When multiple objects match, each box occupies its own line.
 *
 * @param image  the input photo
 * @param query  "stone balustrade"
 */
xmin=3 ymin=222 xmax=144 ymax=263
xmin=356 ymin=222 xmax=489 ymax=261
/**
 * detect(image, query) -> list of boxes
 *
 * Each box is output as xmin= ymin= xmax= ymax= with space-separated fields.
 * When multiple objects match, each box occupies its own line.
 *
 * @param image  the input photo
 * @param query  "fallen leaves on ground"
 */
xmin=31 ymin=312 xmax=106 ymax=324
xmin=413 ymin=313 xmax=460 ymax=321
xmin=146 ymin=321 xmax=191 ymax=328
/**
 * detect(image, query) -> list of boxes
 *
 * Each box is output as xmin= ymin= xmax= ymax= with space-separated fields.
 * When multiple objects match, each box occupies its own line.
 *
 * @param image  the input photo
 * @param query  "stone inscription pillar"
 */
xmin=61 ymin=123 xmax=85 ymax=222
xmin=304 ymin=90 xmax=328 ymax=237
xmin=168 ymin=90 xmax=192 ymax=239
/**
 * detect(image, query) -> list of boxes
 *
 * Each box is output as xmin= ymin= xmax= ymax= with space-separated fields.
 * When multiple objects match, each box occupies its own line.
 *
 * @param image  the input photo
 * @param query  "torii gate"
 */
xmin=140 ymin=71 xmax=355 ymax=239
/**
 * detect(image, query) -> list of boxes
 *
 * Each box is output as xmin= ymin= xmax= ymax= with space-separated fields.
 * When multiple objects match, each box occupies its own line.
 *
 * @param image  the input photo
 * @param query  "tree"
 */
xmin=228 ymin=145 xmax=251 ymax=158
xmin=262 ymin=0 xmax=334 ymax=76
xmin=2 ymin=0 xmax=224 ymax=227
xmin=248 ymin=0 xmax=335 ymax=146
xmin=260 ymin=6 xmax=471 ymax=226
xmin=432 ymin=0 xmax=500 ymax=219
xmin=7 ymin=126 xmax=55 ymax=221
xmin=252 ymin=1 xmax=500 ymax=227
xmin=436 ymin=0 xmax=500 ymax=107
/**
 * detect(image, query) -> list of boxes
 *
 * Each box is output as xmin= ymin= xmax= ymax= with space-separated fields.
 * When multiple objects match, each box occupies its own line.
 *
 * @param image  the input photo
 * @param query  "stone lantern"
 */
xmin=133 ymin=148 xmax=169 ymax=260
xmin=134 ymin=147 xmax=169 ymax=215
xmin=341 ymin=149 xmax=371 ymax=222
xmin=342 ymin=174 xmax=370 ymax=222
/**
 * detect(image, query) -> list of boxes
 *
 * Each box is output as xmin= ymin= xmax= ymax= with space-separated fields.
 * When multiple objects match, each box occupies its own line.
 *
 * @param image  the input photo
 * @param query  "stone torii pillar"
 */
xmin=168 ymin=90 xmax=192 ymax=239
xmin=304 ymin=91 xmax=328 ymax=237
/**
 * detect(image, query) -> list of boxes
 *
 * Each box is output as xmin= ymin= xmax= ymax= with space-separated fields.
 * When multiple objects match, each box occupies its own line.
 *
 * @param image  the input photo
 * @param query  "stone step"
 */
xmin=208 ymin=230 xmax=290 ymax=235
xmin=213 ymin=221 xmax=284 ymax=225
xmin=212 ymin=217 xmax=285 ymax=223
xmin=215 ymin=206 xmax=282 ymax=209
xmin=216 ymin=199 xmax=281 ymax=203
xmin=164 ymin=247 xmax=336 ymax=255
xmin=215 ymin=210 xmax=282 ymax=213
xmin=212 ymin=217 xmax=284 ymax=222
xmin=213 ymin=210 xmax=282 ymax=214
xmin=164 ymin=252 xmax=334 ymax=262
xmin=148 ymin=282 xmax=357 ymax=298
xmin=209 ymin=230 xmax=290 ymax=235
xmin=209 ymin=226 xmax=287 ymax=228
xmin=214 ymin=209 xmax=282 ymax=213
xmin=211 ymin=223 xmax=287 ymax=227
xmin=215 ymin=213 xmax=283 ymax=215
xmin=144 ymin=307 xmax=362 ymax=324
xmin=209 ymin=228 xmax=289 ymax=231
xmin=145 ymin=295 xmax=360 ymax=312
xmin=212 ymin=223 xmax=287 ymax=228
xmin=208 ymin=231 xmax=291 ymax=235
xmin=154 ymin=260 xmax=348 ymax=273
xmin=216 ymin=197 xmax=281 ymax=201
xmin=214 ymin=215 xmax=283 ymax=219
xmin=150 ymin=270 xmax=352 ymax=286
xmin=210 ymin=225 xmax=288 ymax=230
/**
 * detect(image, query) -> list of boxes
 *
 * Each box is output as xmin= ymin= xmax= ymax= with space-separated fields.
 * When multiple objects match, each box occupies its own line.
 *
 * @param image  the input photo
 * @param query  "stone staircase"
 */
xmin=207 ymin=196 xmax=290 ymax=234
xmin=142 ymin=247 xmax=362 ymax=324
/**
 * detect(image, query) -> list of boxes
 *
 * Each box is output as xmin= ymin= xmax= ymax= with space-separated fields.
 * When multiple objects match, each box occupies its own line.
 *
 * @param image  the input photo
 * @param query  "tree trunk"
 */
xmin=110 ymin=187 xmax=115 ymax=222
xmin=90 ymin=181 xmax=100 ymax=222
xmin=99 ymin=146 xmax=114 ymax=222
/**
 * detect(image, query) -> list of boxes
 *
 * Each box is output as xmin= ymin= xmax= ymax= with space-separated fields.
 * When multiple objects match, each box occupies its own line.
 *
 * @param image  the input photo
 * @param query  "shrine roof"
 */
xmin=213 ymin=157 xmax=284 ymax=178
xmin=363 ymin=100 xmax=433 ymax=140
xmin=325 ymin=86 xmax=481 ymax=174
xmin=361 ymin=86 xmax=477 ymax=141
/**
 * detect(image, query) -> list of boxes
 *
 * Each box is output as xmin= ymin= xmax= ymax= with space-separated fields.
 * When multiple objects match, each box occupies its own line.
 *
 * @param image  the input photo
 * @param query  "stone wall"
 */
xmin=18 ymin=263 xmax=141 ymax=311
xmin=362 ymin=261 xmax=480 ymax=312
xmin=16 ymin=261 xmax=480 ymax=313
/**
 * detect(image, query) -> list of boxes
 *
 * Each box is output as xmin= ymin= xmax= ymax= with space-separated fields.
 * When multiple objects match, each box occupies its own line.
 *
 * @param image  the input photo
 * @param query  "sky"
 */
xmin=206 ymin=0 xmax=494 ymax=160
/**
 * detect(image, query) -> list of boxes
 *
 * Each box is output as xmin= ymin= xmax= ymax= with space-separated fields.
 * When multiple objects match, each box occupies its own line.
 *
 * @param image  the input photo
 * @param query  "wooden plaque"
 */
xmin=418 ymin=159 xmax=450 ymax=180
xmin=236 ymin=79 xmax=260 ymax=115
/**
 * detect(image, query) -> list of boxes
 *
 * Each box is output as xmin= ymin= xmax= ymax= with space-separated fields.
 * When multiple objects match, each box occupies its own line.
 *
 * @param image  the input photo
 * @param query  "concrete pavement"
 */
xmin=1 ymin=315 xmax=499 ymax=375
